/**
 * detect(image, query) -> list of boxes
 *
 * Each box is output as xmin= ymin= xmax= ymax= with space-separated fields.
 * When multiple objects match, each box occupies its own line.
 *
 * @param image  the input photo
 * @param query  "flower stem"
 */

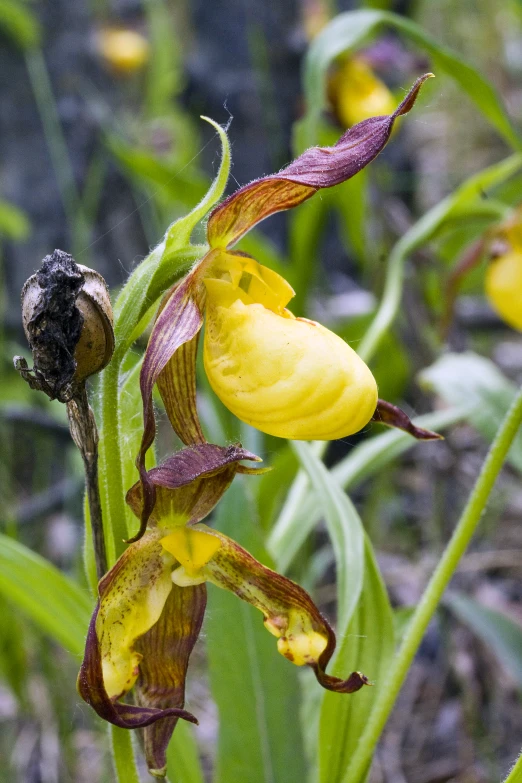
xmin=25 ymin=48 xmax=89 ymax=256
xmin=66 ymin=384 xmax=107 ymax=579
xmin=110 ymin=726 xmax=141 ymax=783
xmin=99 ymin=356 xmax=128 ymax=564
xmin=345 ymin=384 xmax=522 ymax=783
xmin=357 ymin=240 xmax=405 ymax=363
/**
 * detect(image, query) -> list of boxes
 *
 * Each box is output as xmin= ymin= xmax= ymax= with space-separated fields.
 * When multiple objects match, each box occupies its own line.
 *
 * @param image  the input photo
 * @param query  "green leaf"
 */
xmin=420 ymin=352 xmax=522 ymax=473
xmin=393 ymin=606 xmax=415 ymax=645
xmin=0 ymin=199 xmax=30 ymax=240
xmin=144 ymin=0 xmax=182 ymax=117
xmin=503 ymin=751 xmax=522 ymax=783
xmin=302 ymin=10 xmax=520 ymax=150
xmin=329 ymin=169 xmax=368 ymax=264
xmin=255 ymin=445 xmax=298 ymax=532
xmin=268 ymin=407 xmax=464 ymax=573
xmin=338 ymin=316 xmax=410 ymax=402
xmin=167 ymin=721 xmax=205 ymax=783
xmin=0 ymin=594 xmax=29 ymax=703
xmin=0 ymin=533 xmax=91 ymax=656
xmin=107 ymin=135 xmax=208 ymax=210
xmin=111 ymin=727 xmax=141 ymax=783
xmin=319 ymin=536 xmax=395 ymax=783
xmin=0 ymin=0 xmax=40 ymax=49
xmin=291 ymin=441 xmax=364 ymax=627
xmin=288 ymin=192 xmax=329 ymax=316
xmin=445 ymin=591 xmax=522 ymax=687
xmin=205 ymin=479 xmax=307 ymax=783
xmin=112 ymin=116 xmax=231 ymax=357
xmin=358 ymin=154 xmax=522 ymax=361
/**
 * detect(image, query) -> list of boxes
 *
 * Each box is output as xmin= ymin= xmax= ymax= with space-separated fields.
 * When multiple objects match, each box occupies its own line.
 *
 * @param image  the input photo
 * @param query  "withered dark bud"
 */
xmin=17 ymin=249 xmax=114 ymax=401
xmin=15 ymin=249 xmax=113 ymax=579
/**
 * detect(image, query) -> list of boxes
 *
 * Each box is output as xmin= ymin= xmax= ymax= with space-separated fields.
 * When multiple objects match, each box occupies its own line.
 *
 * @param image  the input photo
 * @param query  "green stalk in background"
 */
xmin=25 ymin=48 xmax=90 ymax=256
xmin=345 ymin=384 xmax=522 ymax=783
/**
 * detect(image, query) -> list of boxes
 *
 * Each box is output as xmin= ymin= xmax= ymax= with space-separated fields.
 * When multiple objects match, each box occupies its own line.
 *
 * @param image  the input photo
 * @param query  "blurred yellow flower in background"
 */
xmin=329 ymin=56 xmax=396 ymax=128
xmin=97 ymin=28 xmax=150 ymax=75
xmin=486 ymin=247 xmax=522 ymax=331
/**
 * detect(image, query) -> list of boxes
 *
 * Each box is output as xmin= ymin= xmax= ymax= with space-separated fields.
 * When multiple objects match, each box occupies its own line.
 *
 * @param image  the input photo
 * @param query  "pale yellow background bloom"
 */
xmin=486 ymin=250 xmax=522 ymax=331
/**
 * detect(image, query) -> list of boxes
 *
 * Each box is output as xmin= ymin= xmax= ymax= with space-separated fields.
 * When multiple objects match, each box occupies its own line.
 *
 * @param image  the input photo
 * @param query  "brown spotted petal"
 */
xmin=372 ymin=399 xmax=443 ymax=440
xmin=161 ymin=524 xmax=369 ymax=694
xmin=135 ymin=582 xmax=207 ymax=777
xmin=126 ymin=444 xmax=262 ymax=536
xmin=77 ymin=532 xmax=198 ymax=734
xmin=207 ymin=74 xmax=433 ymax=249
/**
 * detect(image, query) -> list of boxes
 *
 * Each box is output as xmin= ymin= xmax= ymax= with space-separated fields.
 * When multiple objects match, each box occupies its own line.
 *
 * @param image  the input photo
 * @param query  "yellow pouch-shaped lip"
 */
xmin=203 ymin=279 xmax=378 ymax=440
xmin=485 ymin=250 xmax=522 ymax=331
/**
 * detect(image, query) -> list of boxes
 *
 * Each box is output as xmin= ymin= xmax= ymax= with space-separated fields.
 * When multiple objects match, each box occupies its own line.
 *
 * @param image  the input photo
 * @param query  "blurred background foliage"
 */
xmin=2 ymin=0 xmax=522 ymax=782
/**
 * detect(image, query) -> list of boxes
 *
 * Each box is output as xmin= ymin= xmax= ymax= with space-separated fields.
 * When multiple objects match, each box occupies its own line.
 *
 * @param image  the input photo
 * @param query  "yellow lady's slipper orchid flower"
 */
xmin=133 ymin=74 xmax=434 ymax=539
xmin=78 ymin=77 xmax=441 ymax=780
xmin=329 ymin=56 xmax=396 ymax=129
xmin=202 ymin=253 xmax=377 ymax=439
xmin=79 ymin=445 xmax=368 ymax=776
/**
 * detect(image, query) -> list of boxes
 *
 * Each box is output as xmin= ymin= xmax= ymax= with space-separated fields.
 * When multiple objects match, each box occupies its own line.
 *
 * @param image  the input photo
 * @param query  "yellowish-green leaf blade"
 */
xmin=205 ymin=479 xmax=307 ymax=783
xmin=302 ymin=10 xmax=520 ymax=150
xmin=0 ymin=533 xmax=91 ymax=656
xmin=320 ymin=536 xmax=395 ymax=783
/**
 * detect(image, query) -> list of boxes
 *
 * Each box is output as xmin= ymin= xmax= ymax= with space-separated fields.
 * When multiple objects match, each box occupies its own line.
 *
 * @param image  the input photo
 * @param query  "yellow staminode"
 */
xmin=161 ymin=527 xmax=221 ymax=577
xmin=330 ymin=56 xmax=395 ymax=128
xmin=203 ymin=254 xmax=378 ymax=440
xmin=485 ymin=250 xmax=522 ymax=331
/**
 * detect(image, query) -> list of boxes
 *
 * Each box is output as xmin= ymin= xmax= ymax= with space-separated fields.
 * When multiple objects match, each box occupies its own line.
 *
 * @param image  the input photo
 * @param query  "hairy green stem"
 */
xmin=67 ymin=384 xmax=107 ymax=579
xmin=111 ymin=726 xmax=141 ymax=783
xmin=346 ymin=384 xmax=522 ymax=783
xmin=504 ymin=750 xmax=522 ymax=783
xmin=99 ymin=356 xmax=128 ymax=563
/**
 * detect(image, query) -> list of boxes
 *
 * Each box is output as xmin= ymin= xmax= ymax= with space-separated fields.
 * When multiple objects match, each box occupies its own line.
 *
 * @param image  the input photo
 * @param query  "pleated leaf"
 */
xmin=205 ymin=479 xmax=307 ymax=783
xmin=319 ymin=537 xmax=395 ymax=783
xmin=0 ymin=533 xmax=91 ymax=656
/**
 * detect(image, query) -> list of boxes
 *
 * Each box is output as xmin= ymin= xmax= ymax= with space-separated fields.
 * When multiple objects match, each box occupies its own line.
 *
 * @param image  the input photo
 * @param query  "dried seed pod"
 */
xmin=20 ymin=249 xmax=114 ymax=399
xmin=73 ymin=264 xmax=115 ymax=382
